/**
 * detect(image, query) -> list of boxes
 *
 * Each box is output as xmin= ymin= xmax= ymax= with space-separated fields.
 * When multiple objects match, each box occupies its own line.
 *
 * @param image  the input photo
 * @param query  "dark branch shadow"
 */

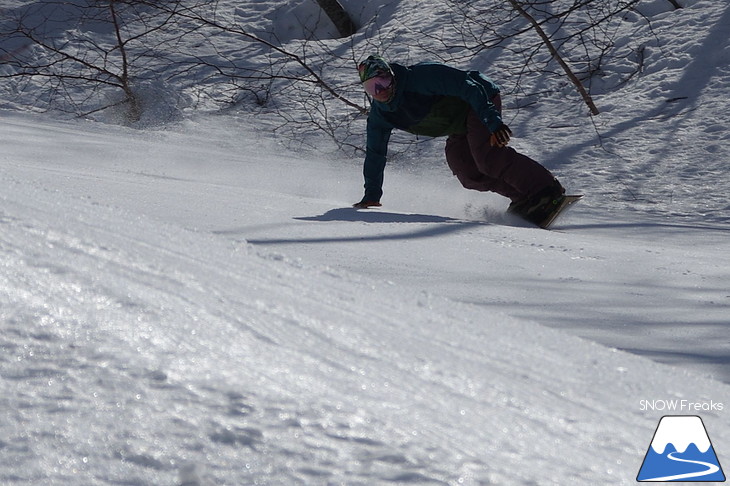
xmin=550 ymin=4 xmax=730 ymax=170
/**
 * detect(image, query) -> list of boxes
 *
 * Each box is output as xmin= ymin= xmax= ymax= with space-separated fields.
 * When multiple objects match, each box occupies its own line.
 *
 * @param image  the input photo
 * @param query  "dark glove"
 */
xmin=490 ymin=124 xmax=512 ymax=148
xmin=353 ymin=199 xmax=382 ymax=209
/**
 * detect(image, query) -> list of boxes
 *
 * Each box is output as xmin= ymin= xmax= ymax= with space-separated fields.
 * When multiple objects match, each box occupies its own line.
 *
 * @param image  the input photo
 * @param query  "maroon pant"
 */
xmin=445 ymin=96 xmax=555 ymax=203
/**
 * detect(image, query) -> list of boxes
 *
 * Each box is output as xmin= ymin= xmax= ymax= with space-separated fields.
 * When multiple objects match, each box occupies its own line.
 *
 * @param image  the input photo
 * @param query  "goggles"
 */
xmin=362 ymin=74 xmax=394 ymax=102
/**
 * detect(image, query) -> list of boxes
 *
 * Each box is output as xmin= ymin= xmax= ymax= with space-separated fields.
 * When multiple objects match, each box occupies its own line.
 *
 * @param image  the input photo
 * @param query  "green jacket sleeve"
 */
xmin=363 ymin=114 xmax=392 ymax=201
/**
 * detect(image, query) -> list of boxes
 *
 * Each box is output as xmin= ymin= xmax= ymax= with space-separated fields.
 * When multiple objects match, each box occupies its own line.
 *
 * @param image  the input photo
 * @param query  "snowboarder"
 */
xmin=354 ymin=55 xmax=567 ymax=226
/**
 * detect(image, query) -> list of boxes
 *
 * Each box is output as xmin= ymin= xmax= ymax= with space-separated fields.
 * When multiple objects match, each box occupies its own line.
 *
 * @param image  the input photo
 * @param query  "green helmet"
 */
xmin=358 ymin=55 xmax=393 ymax=83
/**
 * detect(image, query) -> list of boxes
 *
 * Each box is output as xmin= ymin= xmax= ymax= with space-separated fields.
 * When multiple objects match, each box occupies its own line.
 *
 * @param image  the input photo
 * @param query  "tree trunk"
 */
xmin=315 ymin=0 xmax=357 ymax=38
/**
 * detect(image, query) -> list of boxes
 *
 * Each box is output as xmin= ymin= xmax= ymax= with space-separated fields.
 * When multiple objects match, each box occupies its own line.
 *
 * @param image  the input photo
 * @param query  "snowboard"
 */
xmin=538 ymin=195 xmax=583 ymax=229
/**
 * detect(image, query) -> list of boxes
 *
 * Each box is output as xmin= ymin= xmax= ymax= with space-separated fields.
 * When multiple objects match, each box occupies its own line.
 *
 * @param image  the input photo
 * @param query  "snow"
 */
xmin=1 ymin=1 xmax=730 ymax=485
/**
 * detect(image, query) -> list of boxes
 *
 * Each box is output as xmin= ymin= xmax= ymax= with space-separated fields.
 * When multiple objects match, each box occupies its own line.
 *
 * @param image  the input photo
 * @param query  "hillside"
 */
xmin=1 ymin=1 xmax=729 ymax=485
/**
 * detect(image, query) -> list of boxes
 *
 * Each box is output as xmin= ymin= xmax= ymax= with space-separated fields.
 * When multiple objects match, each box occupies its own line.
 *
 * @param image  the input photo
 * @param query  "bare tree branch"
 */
xmin=508 ymin=0 xmax=600 ymax=115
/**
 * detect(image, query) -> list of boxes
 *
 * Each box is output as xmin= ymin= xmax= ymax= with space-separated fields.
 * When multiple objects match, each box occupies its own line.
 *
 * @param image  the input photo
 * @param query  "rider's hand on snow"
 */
xmin=353 ymin=199 xmax=382 ymax=209
xmin=490 ymin=124 xmax=512 ymax=148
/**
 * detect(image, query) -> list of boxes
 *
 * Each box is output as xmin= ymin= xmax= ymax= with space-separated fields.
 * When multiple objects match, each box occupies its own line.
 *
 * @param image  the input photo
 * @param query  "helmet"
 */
xmin=358 ymin=55 xmax=393 ymax=83
xmin=358 ymin=55 xmax=395 ymax=102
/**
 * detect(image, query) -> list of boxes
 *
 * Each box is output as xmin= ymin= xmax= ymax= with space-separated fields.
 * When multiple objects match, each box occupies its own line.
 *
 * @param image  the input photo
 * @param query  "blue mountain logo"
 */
xmin=637 ymin=415 xmax=725 ymax=482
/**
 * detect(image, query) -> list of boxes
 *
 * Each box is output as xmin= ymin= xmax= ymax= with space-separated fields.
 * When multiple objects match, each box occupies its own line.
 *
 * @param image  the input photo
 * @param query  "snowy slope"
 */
xmin=2 ymin=0 xmax=730 ymax=485
xmin=2 ymin=110 xmax=729 ymax=486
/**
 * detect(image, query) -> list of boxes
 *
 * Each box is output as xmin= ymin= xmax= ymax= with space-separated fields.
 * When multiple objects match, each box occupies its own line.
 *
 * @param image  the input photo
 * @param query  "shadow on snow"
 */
xmin=244 ymin=208 xmax=490 ymax=245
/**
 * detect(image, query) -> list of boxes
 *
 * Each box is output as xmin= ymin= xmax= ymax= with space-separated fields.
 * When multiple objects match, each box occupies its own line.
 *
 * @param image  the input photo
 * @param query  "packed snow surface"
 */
xmin=1 ymin=0 xmax=729 ymax=485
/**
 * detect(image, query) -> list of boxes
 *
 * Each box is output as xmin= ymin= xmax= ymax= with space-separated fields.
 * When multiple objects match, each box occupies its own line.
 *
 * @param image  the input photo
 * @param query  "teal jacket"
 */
xmin=362 ymin=62 xmax=502 ymax=201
